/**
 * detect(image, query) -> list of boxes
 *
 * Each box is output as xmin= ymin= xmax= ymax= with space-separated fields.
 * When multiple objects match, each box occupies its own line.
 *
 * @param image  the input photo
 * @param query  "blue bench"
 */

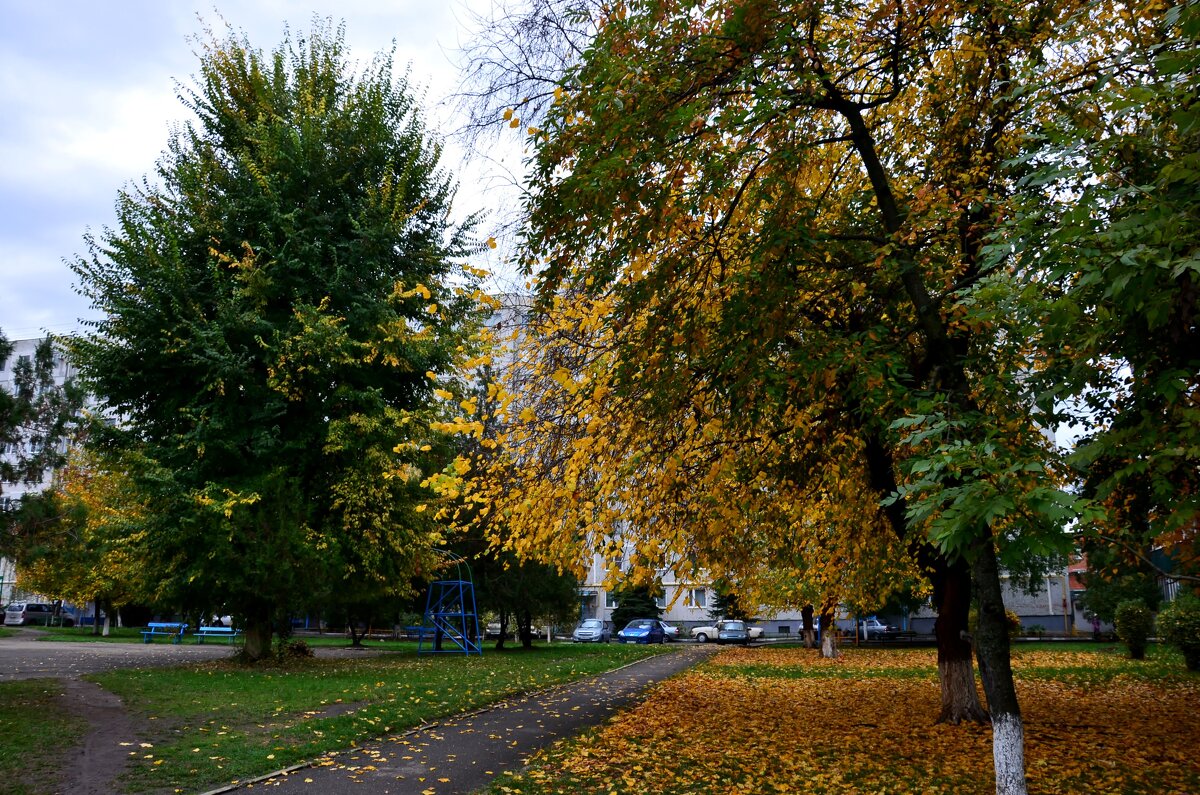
xmin=141 ymin=622 xmax=187 ymax=644
xmin=195 ymin=626 xmax=242 ymax=644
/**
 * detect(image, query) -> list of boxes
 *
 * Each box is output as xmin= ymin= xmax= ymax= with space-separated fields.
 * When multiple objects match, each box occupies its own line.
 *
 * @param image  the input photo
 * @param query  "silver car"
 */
xmin=4 ymin=601 xmax=74 ymax=627
xmin=571 ymin=618 xmax=611 ymax=643
xmin=716 ymin=619 xmax=750 ymax=645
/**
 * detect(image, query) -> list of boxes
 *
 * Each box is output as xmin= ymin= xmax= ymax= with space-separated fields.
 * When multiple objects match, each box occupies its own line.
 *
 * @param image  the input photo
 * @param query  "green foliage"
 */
xmin=67 ymin=20 xmax=485 ymax=658
xmin=1076 ymin=543 xmax=1164 ymax=624
xmin=708 ymin=580 xmax=752 ymax=621
xmin=610 ymin=583 xmax=662 ymax=628
xmin=0 ymin=333 xmax=84 ymax=541
xmin=1005 ymin=0 xmax=1200 ymax=582
xmin=1114 ymin=600 xmax=1155 ymax=660
xmin=1157 ymin=593 xmax=1200 ymax=671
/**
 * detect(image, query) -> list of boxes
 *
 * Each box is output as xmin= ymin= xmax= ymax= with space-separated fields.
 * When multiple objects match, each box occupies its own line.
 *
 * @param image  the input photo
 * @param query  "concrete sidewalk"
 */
xmin=232 ymin=644 xmax=716 ymax=794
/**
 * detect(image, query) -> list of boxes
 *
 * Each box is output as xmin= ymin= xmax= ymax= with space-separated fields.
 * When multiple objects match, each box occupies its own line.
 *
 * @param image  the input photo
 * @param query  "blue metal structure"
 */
xmin=418 ymin=552 xmax=482 ymax=656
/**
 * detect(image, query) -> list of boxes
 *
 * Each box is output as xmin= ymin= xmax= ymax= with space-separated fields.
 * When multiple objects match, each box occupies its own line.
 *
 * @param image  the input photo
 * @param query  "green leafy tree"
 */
xmin=1006 ymin=2 xmax=1200 ymax=592
xmin=69 ymin=21 xmax=484 ymax=660
xmin=1114 ymin=600 xmax=1155 ymax=661
xmin=1076 ymin=545 xmax=1163 ymax=624
xmin=708 ymin=579 xmax=752 ymax=622
xmin=610 ymin=583 xmax=662 ymax=629
xmin=0 ymin=333 xmax=84 ymax=528
xmin=1158 ymin=593 xmax=1200 ymax=672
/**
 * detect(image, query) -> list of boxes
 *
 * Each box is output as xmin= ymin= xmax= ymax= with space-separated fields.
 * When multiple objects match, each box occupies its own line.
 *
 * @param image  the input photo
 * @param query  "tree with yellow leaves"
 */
xmin=443 ymin=1 xmax=1177 ymax=792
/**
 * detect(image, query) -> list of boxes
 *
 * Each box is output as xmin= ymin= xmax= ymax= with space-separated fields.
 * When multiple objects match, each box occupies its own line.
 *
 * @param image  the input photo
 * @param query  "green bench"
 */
xmin=141 ymin=622 xmax=188 ymax=644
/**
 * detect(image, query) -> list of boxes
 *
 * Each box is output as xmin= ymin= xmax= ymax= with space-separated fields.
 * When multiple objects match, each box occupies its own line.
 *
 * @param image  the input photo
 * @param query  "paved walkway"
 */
xmin=0 ymin=627 xmax=239 ymax=679
xmin=231 ymin=645 xmax=717 ymax=795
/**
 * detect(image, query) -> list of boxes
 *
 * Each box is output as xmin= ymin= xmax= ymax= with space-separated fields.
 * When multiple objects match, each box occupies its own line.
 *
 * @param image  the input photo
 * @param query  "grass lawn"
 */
xmin=75 ymin=641 xmax=666 ymax=793
xmin=33 ymin=624 xmax=463 ymax=651
xmin=0 ymin=679 xmax=90 ymax=795
xmin=488 ymin=642 xmax=1200 ymax=794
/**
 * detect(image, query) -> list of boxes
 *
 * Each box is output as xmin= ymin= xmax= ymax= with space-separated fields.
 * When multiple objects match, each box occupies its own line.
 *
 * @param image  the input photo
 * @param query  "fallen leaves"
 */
xmin=501 ymin=646 xmax=1200 ymax=794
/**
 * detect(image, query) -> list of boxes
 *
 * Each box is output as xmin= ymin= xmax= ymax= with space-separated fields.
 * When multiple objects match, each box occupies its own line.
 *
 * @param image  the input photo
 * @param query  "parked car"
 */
xmin=617 ymin=618 xmax=666 ymax=644
xmin=691 ymin=620 xmax=763 ymax=643
xmin=3 ymin=601 xmax=74 ymax=627
xmin=716 ymin=619 xmax=751 ymax=645
xmin=859 ymin=617 xmax=897 ymax=640
xmin=572 ymin=618 xmax=611 ymax=643
xmin=658 ymin=621 xmax=681 ymax=642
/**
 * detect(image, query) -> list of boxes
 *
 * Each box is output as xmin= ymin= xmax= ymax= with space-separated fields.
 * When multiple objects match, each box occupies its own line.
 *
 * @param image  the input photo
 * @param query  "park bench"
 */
xmin=195 ymin=626 xmax=242 ymax=644
xmin=141 ymin=622 xmax=187 ymax=644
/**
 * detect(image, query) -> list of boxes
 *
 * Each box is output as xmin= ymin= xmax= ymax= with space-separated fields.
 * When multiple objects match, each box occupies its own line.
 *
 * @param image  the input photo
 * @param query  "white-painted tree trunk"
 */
xmin=820 ymin=630 xmax=839 ymax=659
xmin=992 ymin=712 xmax=1028 ymax=795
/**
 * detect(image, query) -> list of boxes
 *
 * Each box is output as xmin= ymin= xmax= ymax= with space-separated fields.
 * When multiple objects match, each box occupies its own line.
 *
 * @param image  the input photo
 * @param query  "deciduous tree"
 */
xmin=69 ymin=20 xmax=485 ymax=660
xmin=440 ymin=2 xmax=1168 ymax=792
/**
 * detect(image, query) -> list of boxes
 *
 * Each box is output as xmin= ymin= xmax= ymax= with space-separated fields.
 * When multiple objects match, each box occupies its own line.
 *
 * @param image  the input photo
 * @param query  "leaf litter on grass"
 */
xmin=496 ymin=646 xmax=1200 ymax=795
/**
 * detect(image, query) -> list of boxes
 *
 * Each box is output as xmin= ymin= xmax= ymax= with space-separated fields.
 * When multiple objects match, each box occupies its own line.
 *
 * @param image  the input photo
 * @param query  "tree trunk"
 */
xmin=494 ymin=609 xmax=509 ymax=650
xmin=348 ymin=620 xmax=365 ymax=648
xmin=818 ymin=608 xmax=839 ymax=658
xmin=802 ymin=604 xmax=816 ymax=649
xmin=519 ymin=608 xmax=534 ymax=649
xmin=973 ymin=537 xmax=1028 ymax=795
xmin=242 ymin=615 xmax=273 ymax=661
xmin=932 ymin=557 xmax=989 ymax=724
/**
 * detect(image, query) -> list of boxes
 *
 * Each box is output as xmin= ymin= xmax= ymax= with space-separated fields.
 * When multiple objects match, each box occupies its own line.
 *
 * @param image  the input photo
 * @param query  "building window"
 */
xmin=654 ymin=593 xmax=667 ymax=609
xmin=779 ymin=625 xmax=791 ymax=635
xmin=604 ymin=591 xmax=618 ymax=609
xmin=684 ymin=588 xmax=707 ymax=609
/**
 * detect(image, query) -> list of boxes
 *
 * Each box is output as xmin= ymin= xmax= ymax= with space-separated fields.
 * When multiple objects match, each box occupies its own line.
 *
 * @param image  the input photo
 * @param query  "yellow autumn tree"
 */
xmin=13 ymin=445 xmax=151 ymax=632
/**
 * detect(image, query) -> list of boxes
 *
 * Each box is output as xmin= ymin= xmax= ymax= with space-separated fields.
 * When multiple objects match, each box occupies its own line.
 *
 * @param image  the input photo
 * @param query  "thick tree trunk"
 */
xmin=519 ymin=609 xmax=534 ymax=649
xmin=242 ymin=615 xmax=273 ymax=661
xmin=932 ymin=557 xmax=989 ymax=724
xmin=973 ymin=537 xmax=1028 ymax=795
xmin=802 ymin=604 xmax=816 ymax=649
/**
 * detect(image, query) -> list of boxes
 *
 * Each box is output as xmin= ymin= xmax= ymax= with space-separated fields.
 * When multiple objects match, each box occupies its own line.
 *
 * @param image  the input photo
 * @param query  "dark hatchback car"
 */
xmin=617 ymin=618 xmax=666 ymax=644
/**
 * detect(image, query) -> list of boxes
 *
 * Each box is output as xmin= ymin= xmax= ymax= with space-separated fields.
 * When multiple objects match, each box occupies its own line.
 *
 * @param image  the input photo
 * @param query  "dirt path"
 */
xmin=57 ymin=678 xmax=144 ymax=795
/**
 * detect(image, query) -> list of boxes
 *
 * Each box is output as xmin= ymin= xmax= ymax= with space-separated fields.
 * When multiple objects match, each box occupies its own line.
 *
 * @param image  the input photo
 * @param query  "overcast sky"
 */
xmin=0 ymin=0 xmax=521 ymax=341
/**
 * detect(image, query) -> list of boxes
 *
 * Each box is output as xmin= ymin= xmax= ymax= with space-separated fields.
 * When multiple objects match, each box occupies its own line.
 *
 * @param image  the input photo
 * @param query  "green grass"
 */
xmin=35 ymin=625 xmax=147 ymax=643
xmin=33 ymin=625 xmax=446 ymax=650
xmin=0 ymin=679 xmax=90 ymax=795
xmin=87 ymin=641 xmax=667 ymax=793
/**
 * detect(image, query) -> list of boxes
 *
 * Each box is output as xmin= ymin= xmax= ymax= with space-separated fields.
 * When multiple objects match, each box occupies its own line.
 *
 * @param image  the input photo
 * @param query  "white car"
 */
xmin=658 ymin=621 xmax=681 ymax=642
xmin=691 ymin=620 xmax=762 ymax=643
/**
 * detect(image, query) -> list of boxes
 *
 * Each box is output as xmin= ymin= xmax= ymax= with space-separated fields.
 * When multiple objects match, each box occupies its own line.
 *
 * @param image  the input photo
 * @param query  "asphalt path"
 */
xmin=232 ymin=644 xmax=717 ymax=795
xmin=0 ymin=627 xmax=390 ymax=680
xmin=0 ymin=627 xmax=240 ymax=679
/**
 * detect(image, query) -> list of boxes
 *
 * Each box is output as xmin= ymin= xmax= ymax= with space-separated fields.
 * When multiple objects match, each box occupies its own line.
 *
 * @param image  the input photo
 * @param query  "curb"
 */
xmin=196 ymin=645 xmax=690 ymax=794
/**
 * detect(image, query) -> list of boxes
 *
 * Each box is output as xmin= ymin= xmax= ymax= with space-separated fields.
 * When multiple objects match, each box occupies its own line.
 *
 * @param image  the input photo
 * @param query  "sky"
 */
xmin=0 ymin=0 xmax=521 ymax=341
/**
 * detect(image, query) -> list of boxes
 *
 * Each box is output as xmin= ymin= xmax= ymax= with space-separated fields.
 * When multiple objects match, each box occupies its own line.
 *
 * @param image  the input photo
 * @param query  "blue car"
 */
xmin=617 ymin=618 xmax=666 ymax=644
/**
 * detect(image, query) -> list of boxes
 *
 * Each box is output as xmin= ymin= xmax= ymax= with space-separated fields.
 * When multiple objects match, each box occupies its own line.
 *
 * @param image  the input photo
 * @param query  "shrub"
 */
xmin=1114 ymin=599 xmax=1154 ymax=660
xmin=968 ymin=607 xmax=1023 ymax=640
xmin=1157 ymin=594 xmax=1200 ymax=671
xmin=276 ymin=638 xmax=314 ymax=660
